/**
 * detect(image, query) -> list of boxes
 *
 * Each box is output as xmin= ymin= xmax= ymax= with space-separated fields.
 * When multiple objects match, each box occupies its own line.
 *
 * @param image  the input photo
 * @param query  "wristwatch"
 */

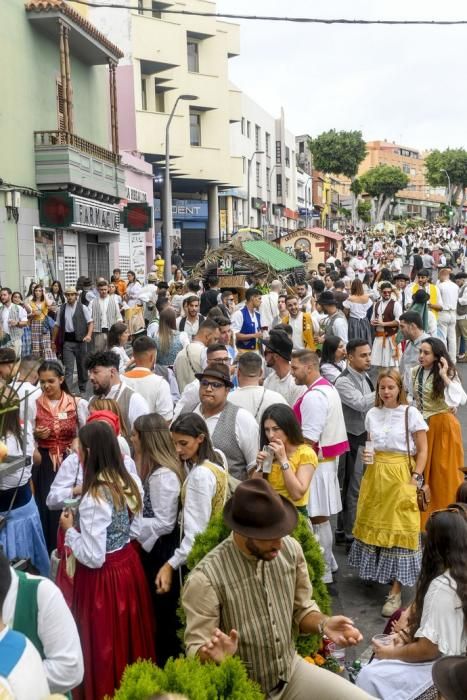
xmin=318 ymin=616 xmax=329 ymax=637
xmin=411 ymin=473 xmax=424 ymax=486
xmin=280 ymin=461 xmax=290 ymax=471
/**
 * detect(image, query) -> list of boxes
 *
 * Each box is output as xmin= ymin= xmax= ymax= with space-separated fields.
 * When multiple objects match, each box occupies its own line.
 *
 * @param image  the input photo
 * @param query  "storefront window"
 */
xmin=34 ymin=229 xmax=57 ymax=287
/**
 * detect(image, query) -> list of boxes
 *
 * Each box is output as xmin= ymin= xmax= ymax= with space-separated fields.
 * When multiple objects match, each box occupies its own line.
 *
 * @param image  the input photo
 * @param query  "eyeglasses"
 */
xmin=200 ymin=379 xmax=225 ymax=389
xmin=208 ymin=357 xmax=231 ymax=365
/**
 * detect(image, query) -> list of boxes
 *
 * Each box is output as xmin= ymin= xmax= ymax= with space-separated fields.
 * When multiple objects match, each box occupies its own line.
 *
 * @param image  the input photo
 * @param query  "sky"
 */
xmin=216 ymin=0 xmax=466 ymax=152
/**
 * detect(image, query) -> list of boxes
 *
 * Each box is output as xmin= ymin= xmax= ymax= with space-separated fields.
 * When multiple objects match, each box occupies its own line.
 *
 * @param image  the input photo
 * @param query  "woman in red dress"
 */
xmin=60 ymin=421 xmax=155 ymax=700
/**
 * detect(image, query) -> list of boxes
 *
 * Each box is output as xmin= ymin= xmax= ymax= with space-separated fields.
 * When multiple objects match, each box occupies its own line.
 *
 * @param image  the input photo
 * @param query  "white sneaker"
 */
xmin=381 ymin=592 xmax=402 ymax=617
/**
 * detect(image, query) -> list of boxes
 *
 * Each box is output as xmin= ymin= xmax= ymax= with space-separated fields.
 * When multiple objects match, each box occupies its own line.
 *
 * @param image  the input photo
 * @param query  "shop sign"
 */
xmin=122 ymin=202 xmax=153 ymax=232
xmin=73 ymin=196 xmax=119 ymax=233
xmin=153 ymin=198 xmax=208 ymax=220
xmin=281 ymin=229 xmax=322 ymax=242
xmin=126 ymin=186 xmax=148 ymax=203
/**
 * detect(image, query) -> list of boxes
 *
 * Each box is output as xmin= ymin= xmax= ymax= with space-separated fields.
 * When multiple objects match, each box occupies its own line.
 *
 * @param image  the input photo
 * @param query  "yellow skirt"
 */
xmin=353 ymin=451 xmax=420 ymax=551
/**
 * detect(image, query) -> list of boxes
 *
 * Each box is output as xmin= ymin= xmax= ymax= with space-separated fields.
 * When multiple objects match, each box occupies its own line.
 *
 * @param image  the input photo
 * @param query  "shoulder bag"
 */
xmin=405 ymin=406 xmax=431 ymax=511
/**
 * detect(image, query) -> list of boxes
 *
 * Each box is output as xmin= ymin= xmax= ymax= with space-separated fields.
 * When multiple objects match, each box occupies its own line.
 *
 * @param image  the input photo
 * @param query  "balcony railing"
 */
xmin=34 ymin=130 xmax=120 ymax=165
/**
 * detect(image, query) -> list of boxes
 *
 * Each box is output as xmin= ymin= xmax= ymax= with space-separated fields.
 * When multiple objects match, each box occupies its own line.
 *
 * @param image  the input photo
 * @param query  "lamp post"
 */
xmin=302 ymin=175 xmax=312 ymax=229
xmin=246 ymin=150 xmax=264 ymax=228
xmin=163 ymin=93 xmax=198 ymax=282
xmin=440 ymin=168 xmax=452 ymax=225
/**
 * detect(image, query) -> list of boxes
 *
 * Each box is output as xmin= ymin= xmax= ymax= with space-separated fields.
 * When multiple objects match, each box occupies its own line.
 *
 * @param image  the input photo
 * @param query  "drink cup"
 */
xmin=363 ymin=441 xmax=374 ymax=465
xmin=327 ymin=642 xmax=346 ymax=663
xmin=372 ymin=634 xmax=393 ymax=647
xmin=261 ymin=445 xmax=274 ymax=474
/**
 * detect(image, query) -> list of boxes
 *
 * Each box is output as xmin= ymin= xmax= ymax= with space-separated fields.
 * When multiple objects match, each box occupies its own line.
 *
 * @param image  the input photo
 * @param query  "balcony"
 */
xmin=34 ymin=130 xmax=125 ymax=200
xmin=133 ymin=14 xmax=183 ymax=73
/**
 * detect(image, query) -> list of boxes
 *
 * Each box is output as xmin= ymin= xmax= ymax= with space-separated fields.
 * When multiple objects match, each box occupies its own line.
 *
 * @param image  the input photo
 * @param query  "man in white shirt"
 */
xmin=89 ymin=280 xmax=122 ymax=352
xmin=1 ymin=552 xmax=83 ymax=694
xmin=177 ymin=295 xmax=205 ymax=340
xmin=122 ymin=336 xmax=173 ymax=421
xmin=437 ymin=267 xmax=459 ymax=363
xmin=319 ymin=291 xmax=348 ymax=345
xmin=262 ymin=329 xmax=306 ymax=406
xmin=259 ymin=279 xmax=282 ymax=329
xmin=173 ymin=343 xmax=232 ymax=419
xmin=194 ymin=363 xmax=259 ymax=481
xmin=455 ymin=272 xmax=467 ymax=361
xmin=231 ymin=287 xmax=262 ymax=353
xmin=174 ymin=319 xmax=220 ymax=392
xmin=86 ymin=350 xmax=149 ymax=431
xmin=0 ymin=287 xmax=28 ymax=357
xmin=227 ymin=351 xmax=287 ymax=423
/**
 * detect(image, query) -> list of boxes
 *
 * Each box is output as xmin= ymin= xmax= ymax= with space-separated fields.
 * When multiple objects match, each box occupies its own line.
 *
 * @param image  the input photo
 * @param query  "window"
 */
xmin=276 ymin=140 xmax=281 ymax=164
xmin=138 ymin=0 xmax=144 ymax=14
xmin=256 ymin=162 xmax=261 ymax=187
xmin=299 ymin=140 xmax=305 ymax=154
xmin=402 ymin=164 xmax=410 ymax=174
xmin=246 ymin=121 xmax=251 ymax=138
xmin=265 ymin=132 xmax=270 ymax=156
xmin=286 ymin=178 xmax=290 ymax=197
xmin=187 ymin=40 xmax=199 ymax=72
xmin=285 ymin=146 xmax=290 ymax=168
xmin=241 ymin=117 xmax=245 ymax=135
xmin=155 ymin=83 xmax=165 ymax=112
xmin=141 ymin=78 xmax=147 ymax=110
xmin=276 ymin=174 xmax=282 ymax=198
xmin=56 ymin=79 xmax=65 ymax=129
xmin=255 ymin=124 xmax=261 ymax=150
xmin=266 ymin=167 xmax=270 ymax=191
xmin=190 ymin=109 xmax=201 ymax=146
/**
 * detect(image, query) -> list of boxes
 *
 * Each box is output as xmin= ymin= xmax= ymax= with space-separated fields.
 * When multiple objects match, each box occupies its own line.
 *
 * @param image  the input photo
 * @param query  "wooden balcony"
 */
xmin=34 ymin=130 xmax=125 ymax=199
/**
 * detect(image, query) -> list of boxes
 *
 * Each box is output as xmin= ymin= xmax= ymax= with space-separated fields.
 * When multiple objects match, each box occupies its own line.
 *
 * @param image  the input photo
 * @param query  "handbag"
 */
xmin=404 ymin=406 xmax=431 ymax=511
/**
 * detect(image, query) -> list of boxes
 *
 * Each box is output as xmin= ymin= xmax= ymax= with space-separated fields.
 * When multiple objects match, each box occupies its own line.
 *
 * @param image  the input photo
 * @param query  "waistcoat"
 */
xmin=282 ymin=313 xmax=316 ymax=350
xmin=194 ymin=535 xmax=299 ymax=693
xmin=324 ymin=310 xmax=346 ymax=337
xmin=236 ymin=306 xmax=261 ymax=350
xmin=57 ymin=302 xmax=88 ymax=344
xmin=91 ymin=296 xmax=120 ymax=332
xmin=375 ymin=299 xmax=397 ymax=336
xmin=181 ymin=460 xmax=228 ymax=515
xmin=335 ymin=368 xmax=374 ymax=436
xmin=211 ymin=403 xmax=246 ymax=480
xmin=412 ymin=366 xmax=449 ymax=420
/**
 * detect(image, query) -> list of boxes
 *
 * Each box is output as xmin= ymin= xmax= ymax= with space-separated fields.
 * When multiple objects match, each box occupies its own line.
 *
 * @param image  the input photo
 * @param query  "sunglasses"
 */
xmin=200 ymin=379 xmax=225 ymax=390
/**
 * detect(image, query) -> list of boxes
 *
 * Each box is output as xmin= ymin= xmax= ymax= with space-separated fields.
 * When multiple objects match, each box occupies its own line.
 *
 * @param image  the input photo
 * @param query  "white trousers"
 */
xmin=438 ymin=310 xmax=457 ymax=362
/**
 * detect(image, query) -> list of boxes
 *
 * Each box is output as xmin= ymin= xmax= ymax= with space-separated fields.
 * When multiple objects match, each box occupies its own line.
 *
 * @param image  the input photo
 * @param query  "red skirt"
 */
xmin=72 ymin=542 xmax=156 ymax=700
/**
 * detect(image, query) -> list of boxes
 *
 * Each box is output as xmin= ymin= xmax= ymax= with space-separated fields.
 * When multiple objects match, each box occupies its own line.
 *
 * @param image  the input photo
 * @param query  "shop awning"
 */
xmin=242 ymin=240 xmax=303 ymax=271
xmin=306 ymin=227 xmax=343 ymax=241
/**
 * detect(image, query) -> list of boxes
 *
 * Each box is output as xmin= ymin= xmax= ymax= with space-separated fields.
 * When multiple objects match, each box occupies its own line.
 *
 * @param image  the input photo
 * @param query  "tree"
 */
xmin=357 ymin=200 xmax=372 ymax=223
xmin=425 ymin=148 xmax=467 ymax=224
xmin=359 ymin=165 xmax=409 ymax=223
xmin=308 ymin=130 xmax=367 ymax=224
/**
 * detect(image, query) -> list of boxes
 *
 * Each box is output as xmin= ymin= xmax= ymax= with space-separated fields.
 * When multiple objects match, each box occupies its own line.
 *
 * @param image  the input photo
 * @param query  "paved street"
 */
xmin=333 ymin=362 xmax=467 ymax=663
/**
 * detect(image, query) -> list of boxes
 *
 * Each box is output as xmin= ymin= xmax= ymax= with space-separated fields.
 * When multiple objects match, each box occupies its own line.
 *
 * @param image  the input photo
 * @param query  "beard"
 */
xmin=245 ymin=538 xmax=280 ymax=561
xmin=92 ymin=382 xmax=110 ymax=396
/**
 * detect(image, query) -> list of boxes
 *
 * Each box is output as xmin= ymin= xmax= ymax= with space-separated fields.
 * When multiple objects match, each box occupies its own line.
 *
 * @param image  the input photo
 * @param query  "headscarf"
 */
xmin=86 ymin=410 xmax=120 ymax=435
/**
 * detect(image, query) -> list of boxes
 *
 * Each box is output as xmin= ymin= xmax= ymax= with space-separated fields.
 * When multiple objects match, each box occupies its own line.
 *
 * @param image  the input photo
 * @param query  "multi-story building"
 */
xmin=0 ymin=0 xmax=128 ymax=291
xmin=359 ymin=140 xmax=445 ymax=220
xmin=88 ymin=0 xmax=243 ymax=265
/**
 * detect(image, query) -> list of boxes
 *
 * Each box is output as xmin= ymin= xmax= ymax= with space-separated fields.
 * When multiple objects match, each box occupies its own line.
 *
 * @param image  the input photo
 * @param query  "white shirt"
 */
xmin=227 ymin=385 xmax=287 ymax=423
xmin=0 ymin=432 xmax=34 ymax=489
xmin=1 ymin=303 xmax=27 ymax=334
xmin=289 ymin=312 xmax=305 ymax=349
xmin=65 ymin=473 xmax=144 ymax=568
xmin=457 ymin=283 xmax=467 ymax=319
xmin=194 ymin=404 xmax=259 ymax=472
xmin=0 ymin=626 xmax=50 ymax=700
xmin=11 ymin=380 xmax=40 ymax=424
xmin=365 ymin=405 xmax=427 ymax=454
xmin=263 ymin=370 xmax=306 ymax=407
xmin=168 ymin=460 xmax=225 ymax=570
xmin=176 ymin=315 xmax=202 ymax=340
xmin=46 ymin=451 xmax=136 ymax=510
xmin=300 ymin=384 xmax=329 ymax=443
xmin=416 ymin=573 xmax=467 ymax=655
xmin=343 ymin=298 xmax=373 ymax=319
xmin=231 ymin=307 xmax=260 ymax=334
xmin=104 ymin=382 xmax=149 ymax=429
xmin=325 ymin=314 xmax=348 ymax=344
xmin=61 ymin=301 xmax=92 ymax=332
xmin=173 ymin=378 xmax=201 ymax=420
xmin=111 ymin=345 xmax=131 ymax=374
xmin=405 ymin=282 xmax=441 ymax=308
xmin=3 ymin=569 xmax=84 ymax=693
xmin=138 ymin=467 xmax=180 ymax=552
xmin=437 ymin=279 xmax=459 ymax=311
xmin=259 ymin=291 xmax=279 ymax=329
xmin=122 ymin=368 xmax=174 ymax=421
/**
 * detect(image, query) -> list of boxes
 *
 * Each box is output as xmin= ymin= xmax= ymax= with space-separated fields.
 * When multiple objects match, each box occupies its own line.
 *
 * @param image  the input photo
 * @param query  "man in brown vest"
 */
xmin=370 ymin=282 xmax=402 ymax=372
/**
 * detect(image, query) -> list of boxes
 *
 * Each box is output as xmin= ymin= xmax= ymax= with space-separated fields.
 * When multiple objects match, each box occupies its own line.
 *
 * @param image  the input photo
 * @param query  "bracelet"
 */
xmin=318 ymin=616 xmax=330 ymax=637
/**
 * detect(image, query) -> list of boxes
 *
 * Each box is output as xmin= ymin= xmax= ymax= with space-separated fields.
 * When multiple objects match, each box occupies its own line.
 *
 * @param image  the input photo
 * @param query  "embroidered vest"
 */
xmin=211 ymin=403 xmax=247 ymax=481
xmin=282 ymin=313 xmax=316 ymax=350
xmin=35 ymin=393 xmax=78 ymax=468
xmin=91 ymin=296 xmax=120 ymax=332
xmin=181 ymin=460 xmax=228 ymax=516
xmin=375 ymin=299 xmax=397 ymax=337
xmin=293 ymin=377 xmax=349 ymax=458
xmin=236 ymin=306 xmax=261 ymax=350
xmin=412 ymin=366 xmax=449 ymax=420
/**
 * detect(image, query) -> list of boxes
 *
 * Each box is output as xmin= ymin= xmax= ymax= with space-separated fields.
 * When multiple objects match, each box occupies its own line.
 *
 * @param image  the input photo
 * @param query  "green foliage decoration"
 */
xmin=109 ymin=655 xmax=264 ymax=700
xmin=184 ymin=511 xmax=331 ymax=657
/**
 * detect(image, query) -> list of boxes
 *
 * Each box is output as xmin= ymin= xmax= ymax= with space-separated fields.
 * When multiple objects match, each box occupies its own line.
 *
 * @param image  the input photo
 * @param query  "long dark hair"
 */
xmin=420 ymin=337 xmax=458 ymax=399
xmin=158 ymin=307 xmax=177 ymax=355
xmin=38 ymin=360 xmax=72 ymax=395
xmin=51 ymin=280 xmax=65 ymax=304
xmin=79 ymin=422 xmax=142 ymax=511
xmin=408 ymin=509 xmax=467 ymax=638
xmin=320 ymin=335 xmax=343 ymax=367
xmin=260 ymin=404 xmax=304 ymax=448
xmin=170 ymin=414 xmax=221 ymax=465
xmin=32 ymin=284 xmax=45 ymax=302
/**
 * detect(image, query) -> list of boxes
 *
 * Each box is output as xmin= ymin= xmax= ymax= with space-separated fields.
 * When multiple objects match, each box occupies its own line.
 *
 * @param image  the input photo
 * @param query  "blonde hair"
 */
xmin=375 ymin=368 xmax=408 ymax=408
xmin=90 ymin=397 xmax=129 ymax=437
xmin=133 ymin=413 xmax=185 ymax=484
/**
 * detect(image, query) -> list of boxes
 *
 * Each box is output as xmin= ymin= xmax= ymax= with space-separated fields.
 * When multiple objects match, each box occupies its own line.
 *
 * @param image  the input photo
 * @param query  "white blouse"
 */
xmin=343 ymin=298 xmax=373 ymax=319
xmin=111 ymin=345 xmax=130 ymax=374
xmin=65 ymin=473 xmax=144 ymax=568
xmin=408 ymin=371 xmax=467 ymax=409
xmin=138 ymin=467 xmax=181 ymax=552
xmin=416 ymin=573 xmax=467 ymax=655
xmin=0 ymin=431 xmax=35 ymax=490
xmin=46 ymin=451 xmax=137 ymax=510
xmin=168 ymin=461 xmax=225 ymax=571
xmin=365 ymin=405 xmax=428 ymax=454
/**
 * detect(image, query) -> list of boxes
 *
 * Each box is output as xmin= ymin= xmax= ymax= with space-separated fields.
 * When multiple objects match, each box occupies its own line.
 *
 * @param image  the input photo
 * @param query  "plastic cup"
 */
xmin=363 ymin=441 xmax=374 ymax=465
xmin=372 ymin=634 xmax=393 ymax=646
xmin=327 ymin=642 xmax=346 ymax=662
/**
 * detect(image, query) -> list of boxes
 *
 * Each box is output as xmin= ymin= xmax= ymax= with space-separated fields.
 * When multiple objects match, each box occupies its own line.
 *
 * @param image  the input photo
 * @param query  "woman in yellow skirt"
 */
xmin=349 ymin=369 xmax=428 ymax=617
xmin=411 ymin=337 xmax=466 ymax=529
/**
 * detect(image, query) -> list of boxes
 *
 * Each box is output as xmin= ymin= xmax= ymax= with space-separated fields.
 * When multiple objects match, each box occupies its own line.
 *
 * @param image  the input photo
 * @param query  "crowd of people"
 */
xmin=0 ymin=224 xmax=467 ymax=699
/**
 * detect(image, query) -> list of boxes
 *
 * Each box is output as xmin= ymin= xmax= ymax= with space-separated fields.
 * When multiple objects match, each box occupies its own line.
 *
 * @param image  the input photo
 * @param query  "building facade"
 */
xmin=0 ymin=0 xmax=127 ymax=292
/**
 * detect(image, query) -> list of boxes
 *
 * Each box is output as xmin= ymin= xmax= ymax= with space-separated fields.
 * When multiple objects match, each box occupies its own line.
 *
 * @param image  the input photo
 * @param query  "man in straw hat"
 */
xmin=182 ymin=479 xmax=374 ymax=699
xmin=52 ymin=286 xmax=93 ymax=395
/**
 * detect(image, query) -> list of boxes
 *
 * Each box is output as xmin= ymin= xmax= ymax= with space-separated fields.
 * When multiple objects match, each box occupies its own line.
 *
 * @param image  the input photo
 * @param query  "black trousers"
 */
xmin=62 ymin=340 xmax=88 ymax=391
xmin=337 ymin=431 xmax=367 ymax=538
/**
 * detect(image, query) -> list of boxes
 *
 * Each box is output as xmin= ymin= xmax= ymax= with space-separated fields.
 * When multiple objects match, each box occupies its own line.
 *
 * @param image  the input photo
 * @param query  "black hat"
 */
xmin=393 ymin=273 xmax=410 ymax=281
xmin=412 ymin=289 xmax=430 ymax=304
xmin=262 ymin=329 xmax=293 ymax=361
xmin=417 ymin=269 xmax=430 ymax=277
xmin=432 ymin=655 xmax=467 ymax=700
xmin=318 ymin=291 xmax=337 ymax=307
xmin=195 ymin=362 xmax=234 ymax=388
xmin=223 ymin=478 xmax=298 ymax=539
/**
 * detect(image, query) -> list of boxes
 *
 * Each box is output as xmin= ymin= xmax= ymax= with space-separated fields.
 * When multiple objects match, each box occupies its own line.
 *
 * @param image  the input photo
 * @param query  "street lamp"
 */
xmin=163 ymin=93 xmax=198 ymax=281
xmin=246 ymin=150 xmax=264 ymax=228
xmin=302 ymin=175 xmax=312 ymax=229
xmin=440 ymin=168 xmax=452 ymax=224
